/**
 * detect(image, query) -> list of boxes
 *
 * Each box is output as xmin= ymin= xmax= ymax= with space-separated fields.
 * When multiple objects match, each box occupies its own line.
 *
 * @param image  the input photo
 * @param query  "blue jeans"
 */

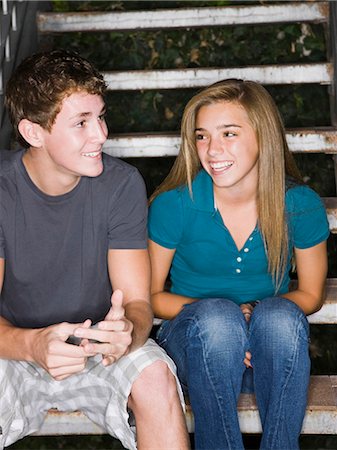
xmin=156 ymin=297 xmax=310 ymax=450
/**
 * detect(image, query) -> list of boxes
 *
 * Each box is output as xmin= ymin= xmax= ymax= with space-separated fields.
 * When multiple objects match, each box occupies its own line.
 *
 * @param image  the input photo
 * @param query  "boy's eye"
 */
xmin=76 ymin=120 xmax=86 ymax=128
xmin=98 ymin=113 xmax=106 ymax=122
xmin=224 ymin=131 xmax=236 ymax=137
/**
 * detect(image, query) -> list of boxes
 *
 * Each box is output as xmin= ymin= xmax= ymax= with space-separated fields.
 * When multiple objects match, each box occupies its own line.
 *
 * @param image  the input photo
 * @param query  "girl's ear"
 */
xmin=18 ymin=119 xmax=44 ymax=147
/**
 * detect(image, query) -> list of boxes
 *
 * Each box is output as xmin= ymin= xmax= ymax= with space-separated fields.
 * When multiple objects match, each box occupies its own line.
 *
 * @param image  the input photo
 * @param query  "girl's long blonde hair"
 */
xmin=150 ymin=79 xmax=302 ymax=290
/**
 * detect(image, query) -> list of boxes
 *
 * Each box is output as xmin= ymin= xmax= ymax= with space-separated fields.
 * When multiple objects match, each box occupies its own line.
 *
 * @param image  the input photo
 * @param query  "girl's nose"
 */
xmin=207 ymin=136 xmax=223 ymax=156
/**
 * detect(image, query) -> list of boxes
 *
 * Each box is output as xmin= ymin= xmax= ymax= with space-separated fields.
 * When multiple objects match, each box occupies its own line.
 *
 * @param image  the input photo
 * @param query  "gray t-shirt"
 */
xmin=0 ymin=150 xmax=148 ymax=328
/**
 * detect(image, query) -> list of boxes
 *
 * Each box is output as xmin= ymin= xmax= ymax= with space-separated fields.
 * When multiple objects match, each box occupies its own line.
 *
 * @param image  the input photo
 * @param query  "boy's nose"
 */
xmin=92 ymin=121 xmax=108 ymax=144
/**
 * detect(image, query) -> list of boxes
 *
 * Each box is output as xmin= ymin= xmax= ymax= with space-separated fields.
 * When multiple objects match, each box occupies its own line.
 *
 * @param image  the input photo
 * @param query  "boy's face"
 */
xmin=39 ymin=91 xmax=108 ymax=180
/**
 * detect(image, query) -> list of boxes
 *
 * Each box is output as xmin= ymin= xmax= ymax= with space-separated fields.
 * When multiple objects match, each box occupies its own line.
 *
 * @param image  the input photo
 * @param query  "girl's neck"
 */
xmin=213 ymin=183 xmax=257 ymax=209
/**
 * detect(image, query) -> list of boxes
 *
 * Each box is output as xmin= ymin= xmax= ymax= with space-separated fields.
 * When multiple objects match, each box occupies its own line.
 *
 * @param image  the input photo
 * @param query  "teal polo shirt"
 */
xmin=148 ymin=170 xmax=330 ymax=304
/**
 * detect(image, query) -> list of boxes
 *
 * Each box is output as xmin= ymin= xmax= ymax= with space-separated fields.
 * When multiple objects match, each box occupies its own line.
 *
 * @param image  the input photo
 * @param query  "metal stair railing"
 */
xmin=0 ymin=0 xmax=50 ymax=149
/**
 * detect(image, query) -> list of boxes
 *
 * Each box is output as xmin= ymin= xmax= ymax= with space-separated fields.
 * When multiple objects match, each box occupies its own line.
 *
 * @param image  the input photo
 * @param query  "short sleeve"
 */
xmin=286 ymin=185 xmax=330 ymax=249
xmin=108 ymin=169 xmax=148 ymax=249
xmin=148 ymin=189 xmax=184 ymax=249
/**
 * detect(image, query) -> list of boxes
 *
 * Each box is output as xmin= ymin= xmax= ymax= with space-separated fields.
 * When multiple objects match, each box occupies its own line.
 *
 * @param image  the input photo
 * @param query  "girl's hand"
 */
xmin=240 ymin=303 xmax=255 ymax=322
xmin=244 ymin=351 xmax=252 ymax=368
xmin=240 ymin=303 xmax=256 ymax=368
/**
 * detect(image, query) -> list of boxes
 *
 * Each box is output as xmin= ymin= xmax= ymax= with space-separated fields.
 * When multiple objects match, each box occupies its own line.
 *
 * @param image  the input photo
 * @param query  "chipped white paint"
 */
xmin=103 ymin=135 xmax=181 ymax=158
xmin=325 ymin=198 xmax=337 ymax=233
xmin=36 ymin=390 xmax=337 ymax=436
xmin=286 ymin=131 xmax=337 ymax=154
xmin=103 ymin=129 xmax=337 ymax=159
xmin=103 ymin=64 xmax=332 ymax=91
xmin=35 ymin=410 xmax=105 ymax=436
xmin=308 ymin=301 xmax=337 ymax=324
xmin=37 ymin=3 xmax=328 ymax=33
xmin=327 ymin=209 xmax=337 ymax=234
xmin=237 ymin=409 xmax=337 ymax=435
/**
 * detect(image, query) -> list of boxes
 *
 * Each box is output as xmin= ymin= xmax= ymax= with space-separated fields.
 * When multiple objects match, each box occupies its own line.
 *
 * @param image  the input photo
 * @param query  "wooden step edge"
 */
xmin=36 ymin=405 xmax=337 ymax=436
xmin=102 ymin=63 xmax=332 ymax=90
xmin=35 ymin=375 xmax=337 ymax=436
xmin=103 ymin=128 xmax=337 ymax=158
xmin=36 ymin=2 xmax=328 ymax=33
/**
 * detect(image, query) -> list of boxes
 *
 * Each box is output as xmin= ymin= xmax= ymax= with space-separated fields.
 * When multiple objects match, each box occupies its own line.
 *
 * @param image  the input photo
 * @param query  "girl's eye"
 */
xmin=76 ymin=120 xmax=86 ymax=128
xmin=98 ymin=113 xmax=106 ymax=122
xmin=224 ymin=131 xmax=236 ymax=137
xmin=195 ymin=134 xmax=206 ymax=141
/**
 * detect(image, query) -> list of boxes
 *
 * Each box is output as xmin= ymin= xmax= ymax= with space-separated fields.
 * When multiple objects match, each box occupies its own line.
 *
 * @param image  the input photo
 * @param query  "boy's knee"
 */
xmin=129 ymin=361 xmax=179 ymax=410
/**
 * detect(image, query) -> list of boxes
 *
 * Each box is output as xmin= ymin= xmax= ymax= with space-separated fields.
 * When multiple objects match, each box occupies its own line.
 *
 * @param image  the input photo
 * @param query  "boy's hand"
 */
xmin=73 ymin=290 xmax=133 ymax=366
xmin=32 ymin=319 xmax=96 ymax=381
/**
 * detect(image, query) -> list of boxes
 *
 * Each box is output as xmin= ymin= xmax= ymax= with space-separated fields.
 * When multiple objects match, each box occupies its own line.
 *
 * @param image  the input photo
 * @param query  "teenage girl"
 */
xmin=148 ymin=79 xmax=329 ymax=450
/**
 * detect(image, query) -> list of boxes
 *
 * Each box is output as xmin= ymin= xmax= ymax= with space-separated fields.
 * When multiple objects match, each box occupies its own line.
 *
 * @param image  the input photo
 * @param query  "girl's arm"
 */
xmin=282 ymin=241 xmax=328 ymax=315
xmin=149 ymin=240 xmax=197 ymax=320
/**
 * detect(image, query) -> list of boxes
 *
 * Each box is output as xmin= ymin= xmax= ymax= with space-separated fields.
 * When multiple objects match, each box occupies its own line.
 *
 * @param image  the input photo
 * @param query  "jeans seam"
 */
xmin=188 ymin=316 xmax=237 ymax=449
xmin=269 ymin=310 xmax=304 ymax=448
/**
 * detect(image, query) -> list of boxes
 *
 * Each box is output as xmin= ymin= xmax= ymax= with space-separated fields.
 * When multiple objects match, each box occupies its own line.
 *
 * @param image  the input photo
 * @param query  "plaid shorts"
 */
xmin=0 ymin=339 xmax=184 ymax=450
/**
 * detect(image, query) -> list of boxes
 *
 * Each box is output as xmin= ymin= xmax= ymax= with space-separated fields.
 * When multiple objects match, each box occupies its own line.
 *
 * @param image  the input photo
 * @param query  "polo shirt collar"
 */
xmin=189 ymin=169 xmax=215 ymax=213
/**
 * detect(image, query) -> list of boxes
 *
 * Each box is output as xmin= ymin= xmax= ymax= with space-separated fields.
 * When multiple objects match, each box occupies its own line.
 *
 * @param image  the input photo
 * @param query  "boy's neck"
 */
xmin=22 ymin=149 xmax=81 ymax=196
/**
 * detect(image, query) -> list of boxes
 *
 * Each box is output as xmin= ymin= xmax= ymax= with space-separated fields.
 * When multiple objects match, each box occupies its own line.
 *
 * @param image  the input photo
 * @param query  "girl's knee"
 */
xmin=251 ymin=297 xmax=309 ymax=343
xmin=184 ymin=298 xmax=248 ymax=353
xmin=185 ymin=298 xmax=244 ymax=328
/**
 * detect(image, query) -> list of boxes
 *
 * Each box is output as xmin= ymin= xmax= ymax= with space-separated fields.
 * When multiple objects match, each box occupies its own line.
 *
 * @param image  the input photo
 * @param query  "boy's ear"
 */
xmin=18 ymin=119 xmax=44 ymax=147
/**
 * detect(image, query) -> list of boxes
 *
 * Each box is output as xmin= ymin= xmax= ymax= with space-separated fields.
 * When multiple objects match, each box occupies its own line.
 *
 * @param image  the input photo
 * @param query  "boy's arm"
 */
xmin=74 ymin=248 xmax=153 ymax=365
xmin=107 ymin=248 xmax=153 ymax=350
xmin=0 ymin=257 xmax=35 ymax=361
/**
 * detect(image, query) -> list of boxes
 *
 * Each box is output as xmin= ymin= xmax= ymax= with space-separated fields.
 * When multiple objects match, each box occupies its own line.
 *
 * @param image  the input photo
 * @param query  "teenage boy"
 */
xmin=0 ymin=50 xmax=189 ymax=450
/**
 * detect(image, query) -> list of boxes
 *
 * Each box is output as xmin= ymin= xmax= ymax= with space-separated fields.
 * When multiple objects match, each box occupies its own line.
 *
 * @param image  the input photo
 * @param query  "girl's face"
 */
xmin=195 ymin=101 xmax=259 ymax=196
